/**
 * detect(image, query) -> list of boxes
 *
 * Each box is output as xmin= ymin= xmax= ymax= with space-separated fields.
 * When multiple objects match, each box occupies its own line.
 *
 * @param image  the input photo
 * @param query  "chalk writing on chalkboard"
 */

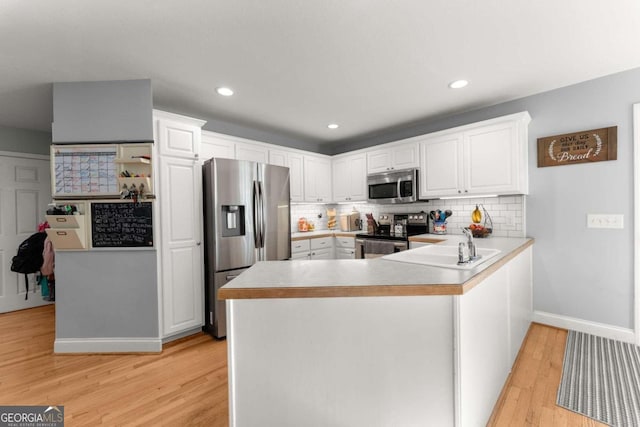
xmin=91 ymin=202 xmax=153 ymax=247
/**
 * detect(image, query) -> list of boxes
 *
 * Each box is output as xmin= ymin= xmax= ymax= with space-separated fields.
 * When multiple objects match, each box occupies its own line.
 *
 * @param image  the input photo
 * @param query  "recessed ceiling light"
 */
xmin=216 ymin=87 xmax=234 ymax=96
xmin=448 ymin=80 xmax=469 ymax=89
xmin=327 ymin=123 xmax=339 ymax=129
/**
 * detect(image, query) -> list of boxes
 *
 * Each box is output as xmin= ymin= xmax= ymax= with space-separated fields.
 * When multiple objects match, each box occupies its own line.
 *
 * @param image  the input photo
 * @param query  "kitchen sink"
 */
xmin=382 ymin=244 xmax=501 ymax=270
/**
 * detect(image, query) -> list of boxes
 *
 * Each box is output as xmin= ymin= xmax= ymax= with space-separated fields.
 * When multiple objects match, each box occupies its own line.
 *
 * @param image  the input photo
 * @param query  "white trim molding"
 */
xmin=54 ymin=338 xmax=162 ymax=353
xmin=634 ymin=102 xmax=640 ymax=345
xmin=533 ymin=310 xmax=635 ymax=343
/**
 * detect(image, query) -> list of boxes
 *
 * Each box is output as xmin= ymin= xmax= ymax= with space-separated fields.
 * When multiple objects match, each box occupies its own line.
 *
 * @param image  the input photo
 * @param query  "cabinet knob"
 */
xmin=194 ymin=153 xmax=199 ymax=158
xmin=464 ymin=189 xmax=468 ymax=193
xmin=197 ymin=241 xmax=202 ymax=246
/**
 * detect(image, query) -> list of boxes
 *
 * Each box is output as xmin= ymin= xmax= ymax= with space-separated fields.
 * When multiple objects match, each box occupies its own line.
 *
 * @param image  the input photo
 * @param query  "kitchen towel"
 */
xmin=364 ymin=240 xmax=396 ymax=255
xmin=557 ymin=330 xmax=640 ymax=426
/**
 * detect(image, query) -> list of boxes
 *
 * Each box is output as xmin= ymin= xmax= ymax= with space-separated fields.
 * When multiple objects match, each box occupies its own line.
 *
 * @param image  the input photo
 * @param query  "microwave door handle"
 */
xmin=397 ymin=179 xmax=402 ymax=199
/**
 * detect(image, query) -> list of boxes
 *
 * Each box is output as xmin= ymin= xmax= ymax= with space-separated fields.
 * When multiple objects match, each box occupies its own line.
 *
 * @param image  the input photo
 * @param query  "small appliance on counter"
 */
xmin=340 ymin=208 xmax=361 ymax=231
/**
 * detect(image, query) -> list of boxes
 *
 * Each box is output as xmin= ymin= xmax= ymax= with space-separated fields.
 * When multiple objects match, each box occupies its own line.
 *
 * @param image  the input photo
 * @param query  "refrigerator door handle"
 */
xmin=258 ymin=181 xmax=265 ymax=249
xmin=253 ymin=180 xmax=261 ymax=249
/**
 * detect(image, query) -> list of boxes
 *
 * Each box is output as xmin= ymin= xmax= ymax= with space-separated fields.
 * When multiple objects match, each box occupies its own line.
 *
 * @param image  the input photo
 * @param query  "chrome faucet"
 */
xmin=462 ymin=227 xmax=477 ymax=259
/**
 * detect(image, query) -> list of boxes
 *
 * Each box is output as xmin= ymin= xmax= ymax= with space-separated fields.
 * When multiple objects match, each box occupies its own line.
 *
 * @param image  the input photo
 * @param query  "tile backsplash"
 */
xmin=291 ymin=195 xmax=525 ymax=237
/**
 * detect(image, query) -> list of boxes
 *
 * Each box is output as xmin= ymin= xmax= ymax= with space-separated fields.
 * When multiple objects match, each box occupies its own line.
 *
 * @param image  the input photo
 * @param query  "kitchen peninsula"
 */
xmin=219 ymin=236 xmax=533 ymax=427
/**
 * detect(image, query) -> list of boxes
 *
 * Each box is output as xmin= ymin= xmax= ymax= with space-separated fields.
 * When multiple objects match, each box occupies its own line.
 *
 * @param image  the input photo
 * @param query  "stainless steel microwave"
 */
xmin=367 ymin=168 xmax=418 ymax=204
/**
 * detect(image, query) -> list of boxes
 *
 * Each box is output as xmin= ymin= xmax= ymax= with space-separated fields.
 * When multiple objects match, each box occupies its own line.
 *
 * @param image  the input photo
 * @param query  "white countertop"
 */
xmin=219 ymin=235 xmax=534 ymax=299
xmin=291 ymin=230 xmax=361 ymax=239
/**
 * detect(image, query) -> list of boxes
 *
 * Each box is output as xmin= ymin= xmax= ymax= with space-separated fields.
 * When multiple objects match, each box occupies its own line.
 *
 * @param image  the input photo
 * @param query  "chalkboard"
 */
xmin=91 ymin=202 xmax=153 ymax=248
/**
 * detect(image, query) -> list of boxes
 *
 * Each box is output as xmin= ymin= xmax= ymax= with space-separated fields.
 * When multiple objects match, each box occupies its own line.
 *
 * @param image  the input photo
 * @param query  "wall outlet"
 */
xmin=505 ymin=213 xmax=515 ymax=226
xmin=587 ymin=214 xmax=624 ymax=229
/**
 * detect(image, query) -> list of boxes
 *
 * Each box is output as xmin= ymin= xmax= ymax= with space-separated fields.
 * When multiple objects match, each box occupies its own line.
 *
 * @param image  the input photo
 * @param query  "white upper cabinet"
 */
xmin=155 ymin=110 xmax=204 ymax=160
xmin=304 ymin=155 xmax=332 ymax=203
xmin=332 ymin=153 xmax=367 ymax=202
xmin=366 ymin=142 xmax=419 ymax=174
xmin=200 ymin=131 xmax=235 ymax=162
xmin=419 ymin=112 xmax=530 ymax=199
xmin=236 ymin=141 xmax=269 ymax=163
xmin=269 ymin=149 xmax=304 ymax=202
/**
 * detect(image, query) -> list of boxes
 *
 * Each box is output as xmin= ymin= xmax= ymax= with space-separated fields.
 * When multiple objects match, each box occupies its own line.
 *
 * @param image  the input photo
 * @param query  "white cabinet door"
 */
xmin=158 ymin=156 xmax=204 ymax=338
xmin=392 ymin=143 xmax=419 ymax=170
xmin=335 ymin=247 xmax=355 ymax=259
xmin=304 ymin=155 xmax=332 ymax=203
xmin=419 ymin=133 xmax=463 ymax=199
xmin=333 ymin=154 xmax=367 ymax=202
xmin=310 ymin=248 xmax=332 ymax=260
xmin=367 ymin=143 xmax=418 ymax=174
xmin=288 ymin=153 xmax=304 ymax=202
xmin=200 ymin=131 xmax=235 ymax=162
xmin=236 ymin=142 xmax=269 ymax=163
xmin=155 ymin=112 xmax=204 ymax=160
xmin=366 ymin=149 xmax=393 ymax=174
xmin=290 ymin=251 xmax=310 ymax=260
xmin=270 ymin=150 xmax=304 ymax=202
xmin=463 ymin=121 xmax=518 ymax=195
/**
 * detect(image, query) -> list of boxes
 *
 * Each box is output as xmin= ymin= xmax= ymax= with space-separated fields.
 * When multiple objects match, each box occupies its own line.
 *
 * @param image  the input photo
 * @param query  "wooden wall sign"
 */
xmin=537 ymin=126 xmax=617 ymax=167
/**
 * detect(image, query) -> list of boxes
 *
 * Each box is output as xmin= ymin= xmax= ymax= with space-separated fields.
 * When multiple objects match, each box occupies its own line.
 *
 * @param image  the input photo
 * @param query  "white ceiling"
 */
xmin=1 ymin=0 xmax=640 ymax=147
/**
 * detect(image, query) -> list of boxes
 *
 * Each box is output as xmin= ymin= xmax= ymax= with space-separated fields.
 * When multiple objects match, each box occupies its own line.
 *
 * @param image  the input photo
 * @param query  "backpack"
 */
xmin=10 ymin=232 xmax=47 ymax=300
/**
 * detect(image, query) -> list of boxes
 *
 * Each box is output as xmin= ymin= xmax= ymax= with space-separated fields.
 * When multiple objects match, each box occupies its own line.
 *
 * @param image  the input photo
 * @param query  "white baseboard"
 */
xmin=162 ymin=326 xmax=203 ymax=344
xmin=54 ymin=337 xmax=162 ymax=353
xmin=533 ymin=310 xmax=635 ymax=343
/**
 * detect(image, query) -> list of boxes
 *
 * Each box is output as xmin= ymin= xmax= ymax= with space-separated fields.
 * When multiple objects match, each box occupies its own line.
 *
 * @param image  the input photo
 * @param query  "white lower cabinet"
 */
xmin=310 ymin=248 xmax=333 ymax=260
xmin=291 ymin=236 xmax=347 ymax=260
xmin=310 ymin=236 xmax=334 ymax=259
xmin=335 ymin=236 xmax=356 ymax=259
xmin=291 ymin=239 xmax=311 ymax=260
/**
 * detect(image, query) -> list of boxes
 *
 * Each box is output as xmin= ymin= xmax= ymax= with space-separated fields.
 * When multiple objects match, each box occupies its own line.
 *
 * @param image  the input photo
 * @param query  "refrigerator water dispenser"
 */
xmin=222 ymin=205 xmax=245 ymax=237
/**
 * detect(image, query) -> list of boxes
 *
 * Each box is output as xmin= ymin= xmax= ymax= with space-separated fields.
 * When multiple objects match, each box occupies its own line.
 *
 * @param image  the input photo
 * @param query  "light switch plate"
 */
xmin=587 ymin=214 xmax=624 ymax=229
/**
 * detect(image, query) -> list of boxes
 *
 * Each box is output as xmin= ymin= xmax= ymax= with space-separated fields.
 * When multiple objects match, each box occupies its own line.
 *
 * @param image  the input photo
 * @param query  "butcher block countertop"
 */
xmin=218 ymin=235 xmax=534 ymax=300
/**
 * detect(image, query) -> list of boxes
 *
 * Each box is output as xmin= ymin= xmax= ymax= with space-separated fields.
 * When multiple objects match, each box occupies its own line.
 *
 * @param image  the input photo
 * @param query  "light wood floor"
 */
xmin=1 ymin=306 xmax=605 ymax=426
xmin=489 ymin=323 xmax=606 ymax=426
xmin=0 ymin=305 xmax=228 ymax=426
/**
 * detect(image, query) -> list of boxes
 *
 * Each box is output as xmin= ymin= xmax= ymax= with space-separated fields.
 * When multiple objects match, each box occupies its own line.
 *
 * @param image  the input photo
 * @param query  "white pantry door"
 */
xmin=0 ymin=153 xmax=52 ymax=313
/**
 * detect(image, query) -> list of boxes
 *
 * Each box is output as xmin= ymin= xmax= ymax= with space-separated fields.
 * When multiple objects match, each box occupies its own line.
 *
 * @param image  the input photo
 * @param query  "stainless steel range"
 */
xmin=355 ymin=212 xmax=429 ymax=259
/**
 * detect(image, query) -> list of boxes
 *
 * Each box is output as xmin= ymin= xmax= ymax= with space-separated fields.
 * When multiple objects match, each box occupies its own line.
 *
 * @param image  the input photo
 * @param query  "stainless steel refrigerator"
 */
xmin=203 ymin=158 xmax=291 ymax=338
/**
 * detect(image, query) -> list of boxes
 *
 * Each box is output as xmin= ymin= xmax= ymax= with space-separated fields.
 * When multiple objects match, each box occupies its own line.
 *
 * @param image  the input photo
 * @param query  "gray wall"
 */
xmin=52 ymin=79 xmax=153 ymax=143
xmin=0 ymin=126 xmax=51 ymax=155
xmin=336 ymin=67 xmax=640 ymax=330
xmin=56 ymin=250 xmax=158 ymax=339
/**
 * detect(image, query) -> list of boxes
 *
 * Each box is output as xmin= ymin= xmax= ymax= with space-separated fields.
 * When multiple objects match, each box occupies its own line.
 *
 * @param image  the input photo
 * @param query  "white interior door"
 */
xmin=0 ymin=153 xmax=52 ymax=313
